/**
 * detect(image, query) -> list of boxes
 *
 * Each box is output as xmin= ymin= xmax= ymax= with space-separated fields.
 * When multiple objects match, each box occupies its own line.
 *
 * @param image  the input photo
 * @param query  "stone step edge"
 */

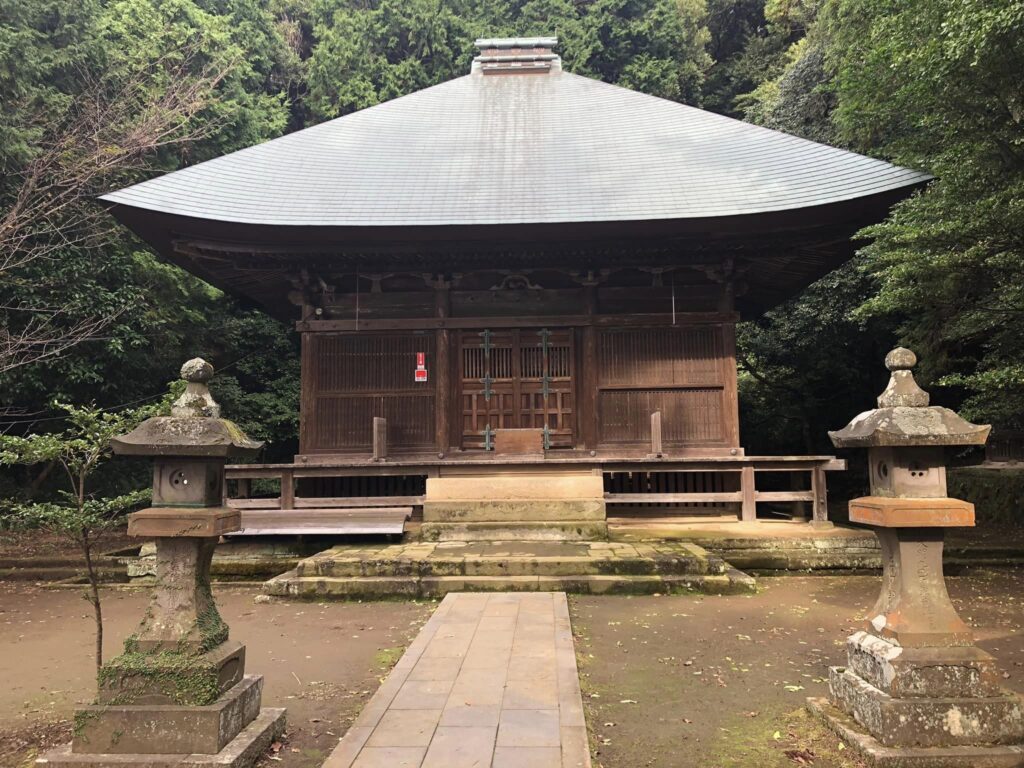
xmin=263 ymin=568 xmax=756 ymax=598
xmin=420 ymin=521 xmax=609 ymax=542
xmin=806 ymin=697 xmax=1024 ymax=768
xmin=297 ymin=554 xmax=721 ymax=578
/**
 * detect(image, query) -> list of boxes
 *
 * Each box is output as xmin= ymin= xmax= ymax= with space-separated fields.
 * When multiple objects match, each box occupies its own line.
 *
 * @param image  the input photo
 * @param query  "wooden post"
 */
xmin=280 ymin=468 xmax=295 ymax=511
xmin=811 ymin=465 xmax=832 ymax=528
xmin=580 ymin=284 xmax=598 ymax=450
xmin=237 ymin=478 xmax=251 ymax=499
xmin=435 ymin=329 xmax=450 ymax=455
xmin=373 ymin=416 xmax=388 ymax=461
xmin=721 ymin=320 xmax=742 ymax=450
xmin=790 ymin=471 xmax=809 ymax=521
xmin=740 ymin=465 xmax=756 ymax=522
xmin=649 ymin=411 xmax=663 ymax=457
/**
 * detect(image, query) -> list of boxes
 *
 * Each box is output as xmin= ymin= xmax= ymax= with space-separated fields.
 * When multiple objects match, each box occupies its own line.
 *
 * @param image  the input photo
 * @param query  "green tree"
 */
xmin=0 ymin=402 xmax=159 ymax=671
xmin=825 ymin=0 xmax=1024 ymax=427
xmin=738 ymin=259 xmax=897 ymax=455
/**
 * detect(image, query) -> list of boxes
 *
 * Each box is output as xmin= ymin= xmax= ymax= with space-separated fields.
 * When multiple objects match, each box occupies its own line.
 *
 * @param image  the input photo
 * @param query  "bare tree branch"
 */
xmin=0 ymin=45 xmax=237 ymax=374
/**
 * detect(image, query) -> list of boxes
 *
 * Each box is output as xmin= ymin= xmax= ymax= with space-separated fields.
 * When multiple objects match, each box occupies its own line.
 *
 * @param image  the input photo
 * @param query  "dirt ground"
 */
xmin=571 ymin=569 xmax=1024 ymax=768
xmin=2 ymin=570 xmax=1024 ymax=768
xmin=0 ymin=583 xmax=433 ymax=768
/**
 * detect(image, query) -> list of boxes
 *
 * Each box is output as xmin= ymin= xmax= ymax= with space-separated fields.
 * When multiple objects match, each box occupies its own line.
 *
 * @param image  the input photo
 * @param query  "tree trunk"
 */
xmin=81 ymin=529 xmax=103 ymax=672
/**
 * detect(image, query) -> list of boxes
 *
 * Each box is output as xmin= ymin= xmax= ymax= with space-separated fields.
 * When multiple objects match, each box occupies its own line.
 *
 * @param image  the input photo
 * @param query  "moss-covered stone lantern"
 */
xmin=808 ymin=348 xmax=1024 ymax=766
xmin=42 ymin=359 xmax=285 ymax=767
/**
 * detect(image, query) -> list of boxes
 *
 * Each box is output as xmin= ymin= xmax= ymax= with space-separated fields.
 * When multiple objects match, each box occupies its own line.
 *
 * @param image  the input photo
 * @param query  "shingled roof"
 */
xmin=101 ymin=44 xmax=928 ymax=228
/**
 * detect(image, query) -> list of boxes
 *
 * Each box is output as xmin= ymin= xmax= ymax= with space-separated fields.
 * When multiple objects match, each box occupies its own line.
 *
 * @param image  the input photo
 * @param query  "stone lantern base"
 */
xmin=807 ymin=502 xmax=1024 ymax=767
xmin=37 ymin=512 xmax=286 ymax=768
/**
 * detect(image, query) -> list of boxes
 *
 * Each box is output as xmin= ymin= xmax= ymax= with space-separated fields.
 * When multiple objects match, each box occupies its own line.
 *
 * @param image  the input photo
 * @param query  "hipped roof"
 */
xmin=101 ymin=70 xmax=928 ymax=228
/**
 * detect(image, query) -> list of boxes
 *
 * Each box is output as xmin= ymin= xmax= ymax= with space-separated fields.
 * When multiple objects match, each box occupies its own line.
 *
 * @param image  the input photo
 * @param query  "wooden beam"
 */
xmin=296 ymin=312 xmax=739 ymax=333
xmin=228 ymin=496 xmax=424 ymax=509
xmin=754 ymin=491 xmax=814 ymax=502
xmin=605 ymin=492 xmax=743 ymax=503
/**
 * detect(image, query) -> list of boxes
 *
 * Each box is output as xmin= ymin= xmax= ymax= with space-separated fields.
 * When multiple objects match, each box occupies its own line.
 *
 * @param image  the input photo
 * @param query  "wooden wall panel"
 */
xmin=598 ymin=388 xmax=724 ymax=444
xmin=595 ymin=326 xmax=733 ymax=449
xmin=304 ymin=332 xmax=436 ymax=453
xmin=598 ymin=327 xmax=722 ymax=387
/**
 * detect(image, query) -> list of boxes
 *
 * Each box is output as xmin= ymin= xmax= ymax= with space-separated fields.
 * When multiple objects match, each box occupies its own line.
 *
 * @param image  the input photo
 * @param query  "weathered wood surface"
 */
xmin=226 ymin=455 xmax=846 ymax=475
xmin=229 ymin=507 xmax=411 ymax=537
xmin=229 ymin=495 xmax=424 ymax=509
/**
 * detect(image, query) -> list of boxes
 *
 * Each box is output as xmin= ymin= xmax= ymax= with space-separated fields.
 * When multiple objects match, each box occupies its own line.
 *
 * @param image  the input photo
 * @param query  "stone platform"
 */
xmin=808 ymin=697 xmax=1024 ymax=767
xmin=322 ymin=592 xmax=590 ymax=768
xmin=264 ymin=540 xmax=755 ymax=599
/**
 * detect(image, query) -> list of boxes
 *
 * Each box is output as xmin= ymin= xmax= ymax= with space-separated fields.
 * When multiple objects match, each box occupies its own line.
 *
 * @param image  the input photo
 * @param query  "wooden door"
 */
xmin=458 ymin=329 xmax=575 ymax=449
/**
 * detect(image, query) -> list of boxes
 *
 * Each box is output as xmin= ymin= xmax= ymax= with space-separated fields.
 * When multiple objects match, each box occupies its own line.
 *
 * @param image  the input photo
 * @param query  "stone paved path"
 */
xmin=324 ymin=592 xmax=591 ymax=768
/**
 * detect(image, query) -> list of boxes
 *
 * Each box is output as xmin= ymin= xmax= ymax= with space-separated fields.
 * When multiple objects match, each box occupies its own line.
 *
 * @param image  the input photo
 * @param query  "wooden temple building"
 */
xmin=101 ymin=38 xmax=929 ymax=539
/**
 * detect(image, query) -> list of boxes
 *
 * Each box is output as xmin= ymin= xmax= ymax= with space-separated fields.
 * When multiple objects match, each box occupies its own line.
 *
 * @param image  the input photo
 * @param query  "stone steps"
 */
xmin=296 ymin=544 xmax=721 ymax=579
xmin=262 ymin=539 xmax=756 ymax=597
xmin=264 ymin=569 xmax=755 ymax=598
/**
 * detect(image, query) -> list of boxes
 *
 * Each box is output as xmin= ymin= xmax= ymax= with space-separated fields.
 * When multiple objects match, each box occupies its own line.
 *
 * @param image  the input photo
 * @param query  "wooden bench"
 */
xmin=227 ymin=507 xmax=412 ymax=537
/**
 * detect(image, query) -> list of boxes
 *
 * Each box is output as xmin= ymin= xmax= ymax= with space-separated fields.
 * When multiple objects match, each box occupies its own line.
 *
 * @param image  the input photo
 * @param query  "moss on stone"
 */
xmin=98 ymin=647 xmax=223 ymax=706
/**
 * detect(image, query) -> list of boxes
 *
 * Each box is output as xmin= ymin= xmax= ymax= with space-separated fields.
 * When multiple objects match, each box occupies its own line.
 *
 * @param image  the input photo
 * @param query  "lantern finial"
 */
xmin=878 ymin=347 xmax=929 ymax=408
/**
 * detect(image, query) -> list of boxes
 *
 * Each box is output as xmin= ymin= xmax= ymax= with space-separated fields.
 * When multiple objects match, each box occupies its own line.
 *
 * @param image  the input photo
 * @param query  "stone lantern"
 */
xmin=41 ymin=359 xmax=285 ymax=767
xmin=808 ymin=348 xmax=1024 ymax=765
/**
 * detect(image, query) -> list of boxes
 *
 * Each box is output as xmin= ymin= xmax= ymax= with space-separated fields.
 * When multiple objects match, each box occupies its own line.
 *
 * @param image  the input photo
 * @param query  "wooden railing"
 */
xmin=225 ymin=455 xmax=844 ymax=526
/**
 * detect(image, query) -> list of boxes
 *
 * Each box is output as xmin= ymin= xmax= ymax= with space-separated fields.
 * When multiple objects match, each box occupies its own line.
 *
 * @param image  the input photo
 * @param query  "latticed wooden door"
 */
xmin=458 ymin=329 xmax=575 ymax=449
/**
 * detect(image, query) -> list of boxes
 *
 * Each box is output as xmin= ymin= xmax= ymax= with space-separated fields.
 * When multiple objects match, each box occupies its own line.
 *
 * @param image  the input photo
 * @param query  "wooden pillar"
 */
xmin=811 ymin=465 xmax=832 ymax=527
xmin=280 ymin=468 xmax=295 ymax=511
xmin=298 ymin=331 xmax=314 ymax=454
xmin=373 ymin=417 xmax=388 ymax=461
xmin=435 ymin=278 xmax=451 ymax=456
xmin=740 ymin=465 xmax=756 ymax=522
xmin=580 ymin=284 xmax=598 ymax=450
xmin=435 ymin=329 xmax=451 ymax=454
xmin=721 ymin=318 xmax=741 ymax=451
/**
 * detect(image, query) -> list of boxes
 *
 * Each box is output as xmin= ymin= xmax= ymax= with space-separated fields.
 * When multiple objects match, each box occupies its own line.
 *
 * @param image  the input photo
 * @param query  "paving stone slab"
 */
xmin=322 ymin=592 xmax=591 ymax=768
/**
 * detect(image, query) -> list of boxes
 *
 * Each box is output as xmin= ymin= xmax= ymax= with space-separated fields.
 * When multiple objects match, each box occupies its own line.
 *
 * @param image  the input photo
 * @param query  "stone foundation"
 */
xmin=421 ymin=471 xmax=607 ymax=541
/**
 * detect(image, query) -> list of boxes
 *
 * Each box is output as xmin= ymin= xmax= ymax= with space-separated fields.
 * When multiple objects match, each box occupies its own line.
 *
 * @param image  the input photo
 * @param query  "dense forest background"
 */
xmin=1 ymin=0 xmax=1021 ymax=498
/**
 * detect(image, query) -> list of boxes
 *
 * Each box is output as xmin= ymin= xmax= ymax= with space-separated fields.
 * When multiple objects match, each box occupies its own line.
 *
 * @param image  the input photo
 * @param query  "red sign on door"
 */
xmin=415 ymin=352 xmax=427 ymax=383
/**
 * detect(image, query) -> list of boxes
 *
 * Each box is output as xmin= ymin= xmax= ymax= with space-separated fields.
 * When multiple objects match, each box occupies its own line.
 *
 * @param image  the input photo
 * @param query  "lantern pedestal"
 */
xmin=809 ymin=499 xmax=1024 ymax=764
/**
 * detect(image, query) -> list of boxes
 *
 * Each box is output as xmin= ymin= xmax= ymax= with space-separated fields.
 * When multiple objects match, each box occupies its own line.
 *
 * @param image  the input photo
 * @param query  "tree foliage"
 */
xmin=826 ymin=0 xmax=1024 ymax=427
